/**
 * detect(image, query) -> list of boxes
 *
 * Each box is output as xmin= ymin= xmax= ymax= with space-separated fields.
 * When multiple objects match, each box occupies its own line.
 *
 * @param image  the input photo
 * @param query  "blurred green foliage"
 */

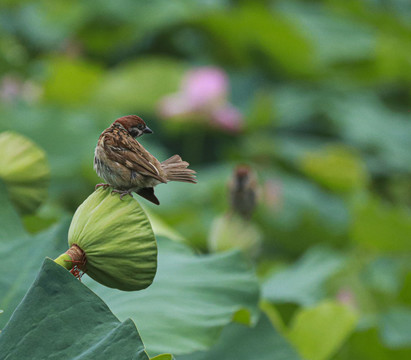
xmin=1 ymin=0 xmax=411 ymax=358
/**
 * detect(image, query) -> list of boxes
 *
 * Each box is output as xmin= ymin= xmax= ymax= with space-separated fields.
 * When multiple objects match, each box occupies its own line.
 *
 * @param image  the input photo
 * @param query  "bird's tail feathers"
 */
xmin=161 ymin=155 xmax=197 ymax=183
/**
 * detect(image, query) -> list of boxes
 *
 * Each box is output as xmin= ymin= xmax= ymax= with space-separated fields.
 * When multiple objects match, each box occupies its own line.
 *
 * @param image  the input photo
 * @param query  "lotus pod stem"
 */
xmin=54 ymin=244 xmax=87 ymax=272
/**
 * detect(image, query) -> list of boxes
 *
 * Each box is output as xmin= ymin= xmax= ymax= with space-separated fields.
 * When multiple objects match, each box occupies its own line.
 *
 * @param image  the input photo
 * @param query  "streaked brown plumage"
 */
xmin=94 ymin=115 xmax=196 ymax=204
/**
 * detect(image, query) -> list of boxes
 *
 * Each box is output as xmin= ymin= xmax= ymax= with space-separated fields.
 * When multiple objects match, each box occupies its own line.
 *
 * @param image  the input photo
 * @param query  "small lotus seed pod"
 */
xmin=66 ymin=187 xmax=157 ymax=291
xmin=0 ymin=131 xmax=49 ymax=214
xmin=208 ymin=214 xmax=262 ymax=259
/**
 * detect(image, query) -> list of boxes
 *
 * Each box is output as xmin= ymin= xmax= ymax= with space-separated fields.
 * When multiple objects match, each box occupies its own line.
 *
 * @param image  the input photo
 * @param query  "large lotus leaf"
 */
xmin=0 ymin=182 xmax=69 ymax=329
xmin=376 ymin=32 xmax=411 ymax=83
xmin=84 ymin=237 xmax=260 ymax=356
xmin=300 ymin=144 xmax=369 ymax=193
xmin=0 ymin=184 xmax=28 ymax=325
xmin=0 ymin=219 xmax=69 ymax=329
xmin=0 ymin=259 xmax=154 ymax=360
xmin=330 ymin=94 xmax=411 ymax=174
xmin=351 ymin=196 xmax=411 ymax=252
xmin=287 ymin=301 xmax=357 ymax=360
xmin=334 ymin=326 xmax=411 ymax=360
xmin=43 ymin=56 xmax=103 ymax=105
xmin=262 ymin=247 xmax=346 ymax=306
xmin=178 ymin=314 xmax=301 ymax=360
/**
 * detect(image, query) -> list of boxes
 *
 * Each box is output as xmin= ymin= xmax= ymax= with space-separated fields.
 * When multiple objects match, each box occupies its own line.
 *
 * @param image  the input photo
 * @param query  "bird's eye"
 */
xmin=137 ymin=124 xmax=144 ymax=130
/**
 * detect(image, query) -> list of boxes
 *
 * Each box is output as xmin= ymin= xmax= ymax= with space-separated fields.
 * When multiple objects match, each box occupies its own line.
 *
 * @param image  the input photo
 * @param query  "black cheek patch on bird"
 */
xmin=129 ymin=127 xmax=141 ymax=138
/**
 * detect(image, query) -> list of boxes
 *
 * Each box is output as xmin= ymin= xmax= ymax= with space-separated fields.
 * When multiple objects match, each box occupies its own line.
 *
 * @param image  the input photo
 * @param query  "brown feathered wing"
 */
xmin=103 ymin=128 xmax=167 ymax=183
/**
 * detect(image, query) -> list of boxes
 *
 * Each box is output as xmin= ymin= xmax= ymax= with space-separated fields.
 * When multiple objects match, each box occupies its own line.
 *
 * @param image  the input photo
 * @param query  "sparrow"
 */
xmin=94 ymin=115 xmax=196 ymax=205
xmin=228 ymin=165 xmax=258 ymax=219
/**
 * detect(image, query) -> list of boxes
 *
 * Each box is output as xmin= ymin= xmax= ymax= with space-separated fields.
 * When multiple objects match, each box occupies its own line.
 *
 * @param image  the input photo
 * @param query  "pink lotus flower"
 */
xmin=182 ymin=67 xmax=228 ymax=109
xmin=211 ymin=105 xmax=243 ymax=132
xmin=158 ymin=67 xmax=243 ymax=133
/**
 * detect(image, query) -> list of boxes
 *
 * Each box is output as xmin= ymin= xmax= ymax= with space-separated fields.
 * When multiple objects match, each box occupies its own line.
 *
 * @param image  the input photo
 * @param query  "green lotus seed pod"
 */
xmin=0 ymin=131 xmax=49 ymax=214
xmin=68 ymin=187 xmax=157 ymax=291
xmin=208 ymin=214 xmax=262 ymax=259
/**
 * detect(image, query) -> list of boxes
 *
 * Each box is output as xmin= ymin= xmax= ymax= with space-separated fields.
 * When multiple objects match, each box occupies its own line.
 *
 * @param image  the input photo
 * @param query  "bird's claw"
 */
xmin=95 ymin=184 xmax=132 ymax=200
xmin=95 ymin=183 xmax=111 ymax=190
xmin=111 ymin=189 xmax=133 ymax=200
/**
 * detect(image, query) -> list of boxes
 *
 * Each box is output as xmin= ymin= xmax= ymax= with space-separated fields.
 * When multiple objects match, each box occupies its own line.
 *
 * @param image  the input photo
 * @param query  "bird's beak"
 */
xmin=143 ymin=126 xmax=153 ymax=134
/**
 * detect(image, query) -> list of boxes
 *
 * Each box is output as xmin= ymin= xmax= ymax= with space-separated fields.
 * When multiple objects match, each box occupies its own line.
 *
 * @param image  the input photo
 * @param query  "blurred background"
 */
xmin=1 ymin=0 xmax=411 ymax=359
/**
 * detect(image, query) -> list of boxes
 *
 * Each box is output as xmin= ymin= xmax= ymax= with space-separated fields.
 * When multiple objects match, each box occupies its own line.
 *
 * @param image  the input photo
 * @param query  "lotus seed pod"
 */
xmin=208 ymin=214 xmax=262 ymax=259
xmin=0 ymin=131 xmax=49 ymax=214
xmin=68 ymin=187 xmax=157 ymax=291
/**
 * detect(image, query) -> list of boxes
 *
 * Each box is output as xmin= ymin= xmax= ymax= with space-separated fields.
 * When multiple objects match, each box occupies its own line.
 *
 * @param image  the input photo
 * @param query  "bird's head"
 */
xmin=232 ymin=165 xmax=254 ymax=191
xmin=114 ymin=115 xmax=153 ymax=138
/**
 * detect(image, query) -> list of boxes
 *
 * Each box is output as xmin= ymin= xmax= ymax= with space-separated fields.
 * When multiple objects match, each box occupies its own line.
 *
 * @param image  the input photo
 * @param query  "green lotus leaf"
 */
xmin=0 ymin=258 xmax=166 ymax=360
xmin=0 ymin=131 xmax=49 ymax=214
xmin=300 ymin=144 xmax=368 ymax=193
xmin=68 ymin=187 xmax=157 ymax=291
xmin=85 ymin=237 xmax=260 ymax=356
xmin=178 ymin=314 xmax=302 ymax=360
xmin=287 ymin=301 xmax=357 ymax=360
